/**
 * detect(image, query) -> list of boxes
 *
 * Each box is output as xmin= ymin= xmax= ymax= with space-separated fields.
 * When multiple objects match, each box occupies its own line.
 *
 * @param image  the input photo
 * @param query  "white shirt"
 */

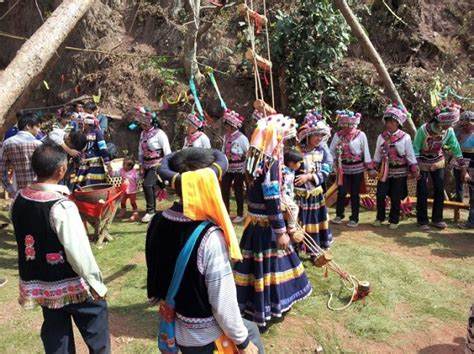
xmin=373 ymin=131 xmax=417 ymax=166
xmin=183 ymin=133 xmax=211 ymax=149
xmin=138 ymin=129 xmax=172 ymax=164
xmin=329 ymin=131 xmax=372 ymax=165
xmin=175 ymin=226 xmax=248 ymax=347
xmin=48 ymin=127 xmax=67 ymax=146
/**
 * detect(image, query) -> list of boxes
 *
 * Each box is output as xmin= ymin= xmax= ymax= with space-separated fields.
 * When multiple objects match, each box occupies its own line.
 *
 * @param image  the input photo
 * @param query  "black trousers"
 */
xmin=221 ymin=172 xmax=245 ymax=217
xmin=336 ymin=172 xmax=364 ymax=223
xmin=41 ymin=299 xmax=110 ymax=354
xmin=179 ymin=319 xmax=264 ymax=354
xmin=143 ymin=166 xmax=158 ymax=213
xmin=416 ymin=168 xmax=445 ymax=224
xmin=376 ymin=176 xmax=407 ymax=224
xmin=453 ymin=168 xmax=464 ymax=202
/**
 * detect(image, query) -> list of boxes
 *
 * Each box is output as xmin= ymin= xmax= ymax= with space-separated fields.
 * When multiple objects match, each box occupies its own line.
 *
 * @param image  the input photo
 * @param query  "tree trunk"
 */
xmin=0 ymin=0 xmax=95 ymax=135
xmin=183 ymin=0 xmax=203 ymax=82
xmin=333 ymin=0 xmax=417 ymax=135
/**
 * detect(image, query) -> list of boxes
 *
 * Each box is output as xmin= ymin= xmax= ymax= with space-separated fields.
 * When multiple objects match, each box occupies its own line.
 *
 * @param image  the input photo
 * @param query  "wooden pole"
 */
xmin=333 ymin=0 xmax=417 ymax=135
xmin=0 ymin=0 xmax=95 ymax=135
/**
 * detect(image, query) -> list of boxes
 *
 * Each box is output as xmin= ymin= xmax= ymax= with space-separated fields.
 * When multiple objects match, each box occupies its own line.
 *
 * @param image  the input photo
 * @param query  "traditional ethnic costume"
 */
xmin=373 ymin=104 xmax=418 ymax=227
xmin=234 ymin=114 xmax=312 ymax=327
xmin=221 ymin=109 xmax=249 ymax=221
xmin=11 ymin=183 xmax=109 ymax=353
xmin=330 ymin=110 xmax=374 ymax=226
xmin=73 ymin=115 xmax=110 ymax=188
xmin=453 ymin=111 xmax=474 ymax=202
xmin=295 ymin=111 xmax=333 ymax=249
xmin=183 ymin=113 xmax=211 ymax=149
xmin=413 ymin=101 xmax=465 ymax=228
xmin=149 ymin=149 xmax=264 ymax=353
xmin=136 ymin=107 xmax=171 ymax=220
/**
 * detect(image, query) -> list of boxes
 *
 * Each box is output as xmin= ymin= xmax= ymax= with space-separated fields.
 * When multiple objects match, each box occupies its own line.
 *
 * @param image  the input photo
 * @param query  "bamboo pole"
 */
xmin=333 ymin=0 xmax=417 ymax=135
xmin=0 ymin=0 xmax=95 ymax=135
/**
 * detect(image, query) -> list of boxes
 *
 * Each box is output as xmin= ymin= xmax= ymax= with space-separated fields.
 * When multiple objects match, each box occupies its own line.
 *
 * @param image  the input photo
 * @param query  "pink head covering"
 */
xmin=186 ymin=113 xmax=205 ymax=129
xmin=434 ymin=101 xmax=461 ymax=127
xmin=383 ymin=102 xmax=409 ymax=126
xmin=336 ymin=110 xmax=361 ymax=128
xmin=223 ymin=109 xmax=245 ymax=129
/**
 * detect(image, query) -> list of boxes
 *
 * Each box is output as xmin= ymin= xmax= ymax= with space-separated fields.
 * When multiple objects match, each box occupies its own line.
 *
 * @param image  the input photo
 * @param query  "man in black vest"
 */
xmin=147 ymin=148 xmax=262 ymax=353
xmin=11 ymin=143 xmax=110 ymax=354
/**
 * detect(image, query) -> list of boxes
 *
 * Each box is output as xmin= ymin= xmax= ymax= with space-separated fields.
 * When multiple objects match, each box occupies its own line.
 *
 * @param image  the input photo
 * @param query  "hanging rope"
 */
xmin=262 ymin=0 xmax=275 ymax=108
xmin=281 ymin=200 xmax=368 ymax=311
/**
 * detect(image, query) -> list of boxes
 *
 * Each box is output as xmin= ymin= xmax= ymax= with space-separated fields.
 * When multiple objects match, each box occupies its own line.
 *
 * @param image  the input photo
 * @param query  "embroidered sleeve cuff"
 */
xmin=262 ymin=181 xmax=280 ymax=200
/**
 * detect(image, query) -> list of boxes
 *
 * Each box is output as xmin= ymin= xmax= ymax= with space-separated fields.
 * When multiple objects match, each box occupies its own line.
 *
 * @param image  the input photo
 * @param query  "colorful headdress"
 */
xmin=135 ymin=106 xmax=159 ymax=127
xmin=251 ymin=109 xmax=264 ymax=122
xmin=223 ymin=109 xmax=245 ymax=129
xmin=304 ymin=109 xmax=324 ymax=124
xmin=297 ymin=117 xmax=331 ymax=143
xmin=460 ymin=110 xmax=474 ymax=123
xmin=336 ymin=110 xmax=361 ymax=128
xmin=383 ymin=102 xmax=410 ymax=126
xmin=186 ymin=113 xmax=206 ymax=129
xmin=434 ymin=101 xmax=460 ymax=127
xmin=246 ymin=114 xmax=297 ymax=177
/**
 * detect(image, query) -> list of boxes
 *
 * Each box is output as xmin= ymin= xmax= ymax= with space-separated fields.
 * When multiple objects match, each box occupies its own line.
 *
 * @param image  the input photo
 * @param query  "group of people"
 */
xmin=3 ymin=97 xmax=473 ymax=354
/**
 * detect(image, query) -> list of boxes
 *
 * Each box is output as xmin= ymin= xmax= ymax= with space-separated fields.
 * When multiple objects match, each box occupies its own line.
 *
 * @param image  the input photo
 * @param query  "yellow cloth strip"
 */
xmin=234 ymin=263 xmax=306 ymax=292
xmin=182 ymin=168 xmax=242 ymax=261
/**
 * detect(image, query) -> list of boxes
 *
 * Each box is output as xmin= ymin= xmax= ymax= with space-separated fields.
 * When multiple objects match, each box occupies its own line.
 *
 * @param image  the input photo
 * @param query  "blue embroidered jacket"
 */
xmin=84 ymin=128 xmax=110 ymax=162
xmin=297 ymin=144 xmax=333 ymax=192
xmin=247 ymin=162 xmax=286 ymax=235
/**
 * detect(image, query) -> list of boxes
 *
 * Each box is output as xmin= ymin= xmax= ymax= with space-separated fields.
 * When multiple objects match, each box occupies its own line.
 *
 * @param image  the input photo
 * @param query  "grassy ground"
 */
xmin=0 ymin=195 xmax=472 ymax=353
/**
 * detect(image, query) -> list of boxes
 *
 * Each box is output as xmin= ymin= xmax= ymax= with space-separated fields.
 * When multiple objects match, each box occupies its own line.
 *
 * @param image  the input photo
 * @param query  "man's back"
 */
xmin=1 ymin=131 xmax=42 ymax=189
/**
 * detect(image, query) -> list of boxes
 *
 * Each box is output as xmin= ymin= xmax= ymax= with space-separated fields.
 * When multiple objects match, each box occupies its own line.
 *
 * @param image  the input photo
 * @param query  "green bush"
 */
xmin=271 ymin=0 xmax=351 ymax=118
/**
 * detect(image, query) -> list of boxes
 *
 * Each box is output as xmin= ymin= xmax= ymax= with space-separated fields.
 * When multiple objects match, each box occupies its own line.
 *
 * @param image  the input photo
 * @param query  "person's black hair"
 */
xmin=18 ymin=113 xmax=40 ymax=131
xmin=69 ymin=131 xmax=88 ymax=151
xmin=284 ymin=149 xmax=303 ymax=165
xmin=123 ymin=156 xmax=136 ymax=169
xmin=32 ymin=143 xmax=67 ymax=179
xmin=169 ymin=148 xmax=216 ymax=197
xmin=85 ymin=102 xmax=98 ymax=112
xmin=73 ymin=101 xmax=85 ymax=108
xmin=169 ymin=148 xmax=216 ymax=174
xmin=16 ymin=111 xmax=24 ymax=121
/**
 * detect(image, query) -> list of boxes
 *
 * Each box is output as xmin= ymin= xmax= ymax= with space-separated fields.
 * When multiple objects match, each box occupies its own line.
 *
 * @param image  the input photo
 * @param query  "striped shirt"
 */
xmin=0 ymin=131 xmax=42 ymax=190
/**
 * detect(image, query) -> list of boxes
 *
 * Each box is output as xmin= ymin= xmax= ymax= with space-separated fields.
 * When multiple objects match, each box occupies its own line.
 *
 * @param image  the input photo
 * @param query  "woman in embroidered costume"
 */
xmin=330 ymin=110 xmax=376 ymax=227
xmin=73 ymin=114 xmax=112 ymax=188
xmin=373 ymin=103 xmax=419 ymax=229
xmin=453 ymin=111 xmax=474 ymax=202
xmin=183 ymin=113 xmax=211 ymax=149
xmin=413 ymin=101 xmax=466 ymax=230
xmin=234 ymin=114 xmax=312 ymax=327
xmin=221 ymin=109 xmax=249 ymax=223
xmin=136 ymin=106 xmax=172 ymax=223
xmin=295 ymin=109 xmax=333 ymax=251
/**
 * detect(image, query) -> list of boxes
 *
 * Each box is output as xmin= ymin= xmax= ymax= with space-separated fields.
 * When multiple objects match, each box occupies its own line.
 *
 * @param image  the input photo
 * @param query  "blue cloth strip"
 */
xmin=165 ymin=221 xmax=210 ymax=305
xmin=189 ymin=77 xmax=205 ymax=120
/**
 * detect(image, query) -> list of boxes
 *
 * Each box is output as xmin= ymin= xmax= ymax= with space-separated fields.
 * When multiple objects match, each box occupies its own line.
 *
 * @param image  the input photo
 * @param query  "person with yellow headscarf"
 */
xmin=147 ymin=148 xmax=263 ymax=354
